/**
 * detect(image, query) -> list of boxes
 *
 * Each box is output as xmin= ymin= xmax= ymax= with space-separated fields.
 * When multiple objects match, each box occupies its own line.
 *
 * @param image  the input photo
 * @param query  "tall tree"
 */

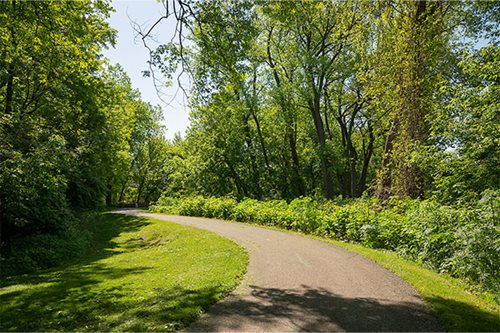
xmin=372 ymin=1 xmax=449 ymax=200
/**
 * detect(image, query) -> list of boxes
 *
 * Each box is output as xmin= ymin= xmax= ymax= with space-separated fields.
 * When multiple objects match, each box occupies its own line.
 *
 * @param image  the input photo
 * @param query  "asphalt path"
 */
xmin=115 ymin=209 xmax=441 ymax=332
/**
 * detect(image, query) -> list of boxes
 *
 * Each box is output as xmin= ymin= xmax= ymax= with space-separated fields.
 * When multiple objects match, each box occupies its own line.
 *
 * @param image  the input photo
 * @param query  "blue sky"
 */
xmin=102 ymin=0 xmax=190 ymax=139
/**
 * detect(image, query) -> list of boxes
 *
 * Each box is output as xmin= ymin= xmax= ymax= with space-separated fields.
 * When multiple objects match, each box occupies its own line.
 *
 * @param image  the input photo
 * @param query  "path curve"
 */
xmin=115 ymin=210 xmax=440 ymax=332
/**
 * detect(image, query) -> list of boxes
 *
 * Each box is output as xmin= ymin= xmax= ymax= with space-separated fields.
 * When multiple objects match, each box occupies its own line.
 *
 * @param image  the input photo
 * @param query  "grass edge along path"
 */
xmin=146 ymin=210 xmax=499 ymax=332
xmin=0 ymin=213 xmax=248 ymax=332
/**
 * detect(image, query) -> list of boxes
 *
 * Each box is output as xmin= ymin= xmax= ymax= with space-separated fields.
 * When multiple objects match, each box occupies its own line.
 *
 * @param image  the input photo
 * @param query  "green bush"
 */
xmin=178 ymin=196 xmax=206 ymax=216
xmin=1 ymin=229 xmax=91 ymax=276
xmin=150 ymin=196 xmax=180 ymax=214
xmin=451 ymin=192 xmax=499 ymax=292
xmin=151 ymin=192 xmax=500 ymax=293
xmin=203 ymin=196 xmax=237 ymax=219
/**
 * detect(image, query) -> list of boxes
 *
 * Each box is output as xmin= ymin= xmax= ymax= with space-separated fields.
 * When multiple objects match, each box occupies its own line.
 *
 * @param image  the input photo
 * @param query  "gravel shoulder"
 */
xmin=115 ymin=209 xmax=441 ymax=332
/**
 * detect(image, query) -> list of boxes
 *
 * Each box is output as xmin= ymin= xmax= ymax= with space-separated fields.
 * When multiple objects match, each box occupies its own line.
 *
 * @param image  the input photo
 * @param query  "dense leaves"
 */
xmin=0 ymin=1 xmax=167 ymax=270
xmin=145 ymin=0 xmax=499 ymax=293
xmin=150 ymin=0 xmax=498 ymax=203
xmin=422 ymin=45 xmax=500 ymax=203
xmin=1 ymin=0 xmax=498 ymax=296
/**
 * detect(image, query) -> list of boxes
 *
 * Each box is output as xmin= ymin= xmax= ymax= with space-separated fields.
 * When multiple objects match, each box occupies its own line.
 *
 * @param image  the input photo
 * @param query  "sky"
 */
xmin=102 ymin=0 xmax=190 ymax=139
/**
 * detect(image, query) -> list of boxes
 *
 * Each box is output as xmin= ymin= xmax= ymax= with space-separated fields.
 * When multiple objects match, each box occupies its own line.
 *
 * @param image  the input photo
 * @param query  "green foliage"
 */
xmin=0 ymin=0 xmax=115 ymax=242
xmin=151 ymin=0 xmax=498 ymax=204
xmin=152 ymin=194 xmax=500 ymax=293
xmin=1 ymin=214 xmax=91 ymax=276
xmin=1 ymin=231 xmax=91 ymax=276
xmin=0 ymin=1 xmax=168 ymax=251
xmin=422 ymin=45 xmax=499 ymax=203
xmin=202 ymin=196 xmax=238 ymax=219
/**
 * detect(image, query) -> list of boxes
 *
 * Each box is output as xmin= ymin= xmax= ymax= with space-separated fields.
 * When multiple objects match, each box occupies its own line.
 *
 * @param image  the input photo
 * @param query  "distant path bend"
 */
xmin=115 ymin=209 xmax=441 ymax=332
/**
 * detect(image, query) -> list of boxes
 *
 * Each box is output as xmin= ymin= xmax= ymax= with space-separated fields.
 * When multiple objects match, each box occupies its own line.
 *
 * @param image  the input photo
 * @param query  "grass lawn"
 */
xmin=0 ymin=213 xmax=248 ymax=332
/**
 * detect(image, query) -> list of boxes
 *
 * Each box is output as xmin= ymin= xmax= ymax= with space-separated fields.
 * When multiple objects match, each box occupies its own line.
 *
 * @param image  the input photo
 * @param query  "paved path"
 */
xmin=115 ymin=210 xmax=441 ymax=332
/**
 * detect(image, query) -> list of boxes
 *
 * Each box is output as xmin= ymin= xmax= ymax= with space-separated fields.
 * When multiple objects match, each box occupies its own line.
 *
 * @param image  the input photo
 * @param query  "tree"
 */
xmin=372 ymin=1 xmax=450 ymax=200
xmin=144 ymin=0 xmax=496 ymax=206
xmin=423 ymin=45 xmax=499 ymax=203
xmin=0 ymin=1 xmax=167 ymax=247
xmin=0 ymin=0 xmax=115 ymax=243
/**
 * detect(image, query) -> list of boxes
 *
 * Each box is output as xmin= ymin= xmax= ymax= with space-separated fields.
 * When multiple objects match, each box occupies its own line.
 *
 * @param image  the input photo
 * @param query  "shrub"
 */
xmin=150 ymin=196 xmax=180 ymax=214
xmin=203 ymin=196 xmax=237 ymax=219
xmin=1 ymin=229 xmax=91 ymax=276
xmin=450 ymin=192 xmax=500 ymax=292
xmin=178 ymin=196 xmax=206 ymax=216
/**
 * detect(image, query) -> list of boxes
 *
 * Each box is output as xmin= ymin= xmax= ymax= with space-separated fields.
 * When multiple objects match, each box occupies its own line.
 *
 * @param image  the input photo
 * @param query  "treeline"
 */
xmin=1 ymin=0 xmax=498 ymax=280
xmin=149 ymin=0 xmax=498 ymax=205
xmin=0 ymin=1 xmax=168 ymax=268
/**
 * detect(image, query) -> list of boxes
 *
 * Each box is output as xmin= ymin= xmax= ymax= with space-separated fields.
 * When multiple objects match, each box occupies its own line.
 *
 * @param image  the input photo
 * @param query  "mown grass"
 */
xmin=0 ymin=213 xmax=248 ymax=332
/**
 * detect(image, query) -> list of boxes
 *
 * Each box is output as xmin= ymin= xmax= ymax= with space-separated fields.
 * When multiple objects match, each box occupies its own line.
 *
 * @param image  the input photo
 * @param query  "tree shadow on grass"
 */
xmin=426 ymin=295 xmax=500 ymax=332
xmin=0 ymin=214 xmax=156 ymax=331
xmin=0 ymin=271 xmax=229 ymax=332
xmin=0 ymin=263 xmax=151 ymax=331
xmin=1 ymin=214 xmax=150 ymax=285
xmin=0 ymin=213 xmax=242 ymax=332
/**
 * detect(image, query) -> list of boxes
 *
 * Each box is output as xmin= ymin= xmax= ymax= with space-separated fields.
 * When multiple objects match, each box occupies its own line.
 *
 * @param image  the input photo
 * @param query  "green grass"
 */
xmin=149 ymin=211 xmax=499 ymax=332
xmin=0 ymin=213 xmax=248 ymax=332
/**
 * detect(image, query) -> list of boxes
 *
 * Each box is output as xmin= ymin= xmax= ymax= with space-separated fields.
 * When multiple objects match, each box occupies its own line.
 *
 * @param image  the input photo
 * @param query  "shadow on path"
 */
xmin=188 ymin=285 xmax=441 ymax=332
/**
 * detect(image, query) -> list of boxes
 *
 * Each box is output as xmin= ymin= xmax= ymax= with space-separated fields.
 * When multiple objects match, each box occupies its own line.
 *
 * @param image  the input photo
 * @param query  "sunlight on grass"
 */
xmin=0 ymin=213 xmax=248 ymax=332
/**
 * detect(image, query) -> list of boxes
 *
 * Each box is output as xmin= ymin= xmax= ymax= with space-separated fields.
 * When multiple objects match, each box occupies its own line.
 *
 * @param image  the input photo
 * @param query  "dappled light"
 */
xmin=1 ymin=0 xmax=498 ymax=331
xmin=0 ymin=214 xmax=246 ymax=332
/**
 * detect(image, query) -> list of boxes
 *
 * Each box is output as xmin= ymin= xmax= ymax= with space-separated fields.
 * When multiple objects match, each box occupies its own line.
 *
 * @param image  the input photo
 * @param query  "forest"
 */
xmin=0 ymin=1 xmax=169 ymax=272
xmin=0 ymin=0 xmax=498 ymax=306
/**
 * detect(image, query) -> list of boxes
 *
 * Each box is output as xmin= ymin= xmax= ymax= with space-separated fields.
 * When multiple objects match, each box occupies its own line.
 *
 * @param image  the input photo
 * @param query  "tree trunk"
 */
xmin=106 ymin=184 xmax=112 ymax=206
xmin=251 ymin=110 xmax=271 ymax=174
xmin=243 ymin=115 xmax=261 ymax=199
xmin=249 ymin=69 xmax=271 ymax=174
xmin=357 ymin=121 xmax=374 ymax=196
xmin=0 ymin=193 xmax=5 ymax=253
xmin=287 ymin=128 xmax=305 ymax=196
xmin=223 ymin=155 xmax=248 ymax=198
xmin=135 ymin=172 xmax=147 ymax=207
xmin=4 ymin=69 xmax=14 ymax=114
xmin=375 ymin=1 xmax=439 ymax=201
xmin=266 ymin=31 xmax=304 ymax=197
xmin=309 ymin=90 xmax=334 ymax=199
